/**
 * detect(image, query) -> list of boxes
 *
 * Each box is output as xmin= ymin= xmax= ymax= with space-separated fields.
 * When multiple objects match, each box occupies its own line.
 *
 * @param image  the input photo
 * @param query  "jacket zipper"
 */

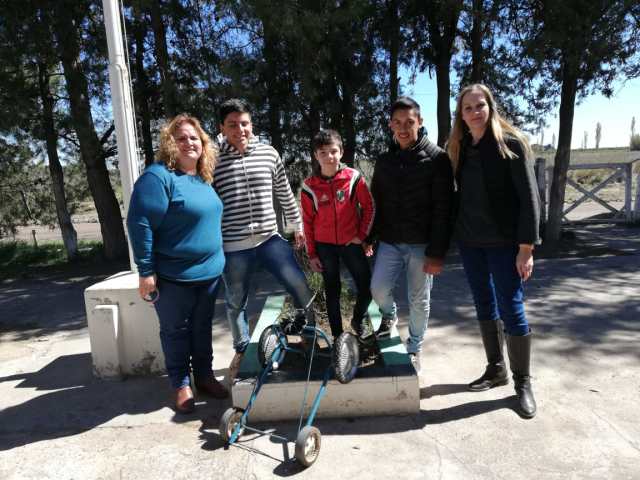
xmin=330 ymin=178 xmax=339 ymax=244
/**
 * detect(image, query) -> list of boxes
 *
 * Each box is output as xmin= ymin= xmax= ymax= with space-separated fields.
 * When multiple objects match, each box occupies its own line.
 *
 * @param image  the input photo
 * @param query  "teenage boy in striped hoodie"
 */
xmin=214 ymin=99 xmax=313 ymax=373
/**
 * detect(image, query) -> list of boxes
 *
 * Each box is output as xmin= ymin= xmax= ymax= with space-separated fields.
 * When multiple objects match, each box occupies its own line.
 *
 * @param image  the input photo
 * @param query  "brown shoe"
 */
xmin=195 ymin=376 xmax=229 ymax=399
xmin=175 ymin=385 xmax=195 ymax=414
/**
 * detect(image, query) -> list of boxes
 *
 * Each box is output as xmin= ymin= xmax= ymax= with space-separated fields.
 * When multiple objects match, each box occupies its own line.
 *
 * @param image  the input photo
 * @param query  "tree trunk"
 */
xmin=262 ymin=28 xmax=285 ymax=235
xmin=435 ymin=57 xmax=452 ymax=147
xmin=149 ymin=0 xmax=178 ymax=117
xmin=425 ymin=0 xmax=461 ymax=147
xmin=387 ymin=0 xmax=399 ymax=103
xmin=544 ymin=60 xmax=578 ymax=251
xmin=38 ymin=63 xmax=78 ymax=261
xmin=470 ymin=0 xmax=483 ymax=83
xmin=53 ymin=3 xmax=127 ymax=260
xmin=262 ymin=23 xmax=284 ymax=154
xmin=131 ymin=5 xmax=155 ymax=166
xmin=340 ymin=80 xmax=356 ymax=167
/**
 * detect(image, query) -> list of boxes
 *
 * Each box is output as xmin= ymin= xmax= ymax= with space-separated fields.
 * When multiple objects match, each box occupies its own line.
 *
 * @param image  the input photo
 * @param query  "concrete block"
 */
xmin=84 ymin=271 xmax=164 ymax=378
xmin=88 ymin=305 xmax=122 ymax=379
xmin=231 ymin=296 xmax=419 ymax=421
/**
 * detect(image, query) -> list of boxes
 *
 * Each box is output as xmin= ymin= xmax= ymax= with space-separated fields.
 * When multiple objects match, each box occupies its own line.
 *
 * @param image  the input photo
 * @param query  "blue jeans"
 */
xmin=458 ymin=244 xmax=529 ymax=336
xmin=370 ymin=242 xmax=433 ymax=354
xmin=154 ymin=276 xmax=221 ymax=389
xmin=223 ymin=234 xmax=312 ymax=353
xmin=316 ymin=242 xmax=372 ymax=337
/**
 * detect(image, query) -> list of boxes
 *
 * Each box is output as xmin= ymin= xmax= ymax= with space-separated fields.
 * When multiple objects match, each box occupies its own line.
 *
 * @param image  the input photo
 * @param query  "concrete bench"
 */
xmin=231 ymin=295 xmax=419 ymax=421
xmin=84 ymin=271 xmax=165 ymax=379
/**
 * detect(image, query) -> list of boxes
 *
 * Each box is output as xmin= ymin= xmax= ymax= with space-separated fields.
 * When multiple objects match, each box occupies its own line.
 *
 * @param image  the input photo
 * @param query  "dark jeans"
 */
xmin=458 ymin=244 xmax=529 ymax=336
xmin=316 ymin=242 xmax=372 ymax=337
xmin=154 ymin=276 xmax=221 ymax=389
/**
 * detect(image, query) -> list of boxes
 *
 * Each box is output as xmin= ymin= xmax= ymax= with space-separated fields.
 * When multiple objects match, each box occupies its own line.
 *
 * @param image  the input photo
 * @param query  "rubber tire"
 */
xmin=219 ymin=407 xmax=244 ymax=443
xmin=295 ymin=426 xmax=321 ymax=467
xmin=333 ymin=332 xmax=359 ymax=384
xmin=258 ymin=325 xmax=285 ymax=368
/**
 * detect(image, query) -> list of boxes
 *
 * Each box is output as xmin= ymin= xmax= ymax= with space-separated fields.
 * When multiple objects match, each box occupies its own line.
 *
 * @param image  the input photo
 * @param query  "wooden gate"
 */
xmin=535 ymin=158 xmax=640 ymax=224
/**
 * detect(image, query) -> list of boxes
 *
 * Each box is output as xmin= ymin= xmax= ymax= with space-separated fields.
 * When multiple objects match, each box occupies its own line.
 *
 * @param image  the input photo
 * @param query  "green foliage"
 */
xmin=515 ymin=1 xmax=639 ymax=108
xmin=0 ymin=141 xmax=49 ymax=236
xmin=0 ymin=139 xmax=90 ymax=237
xmin=1 ymin=0 xmax=639 ymax=259
xmin=630 ymin=134 xmax=640 ymax=151
xmin=0 ymin=240 xmax=103 ymax=280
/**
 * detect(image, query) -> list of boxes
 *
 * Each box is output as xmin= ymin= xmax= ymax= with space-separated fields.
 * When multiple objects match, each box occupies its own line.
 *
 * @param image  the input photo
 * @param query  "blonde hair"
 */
xmin=447 ymin=84 xmax=531 ymax=173
xmin=156 ymin=114 xmax=217 ymax=184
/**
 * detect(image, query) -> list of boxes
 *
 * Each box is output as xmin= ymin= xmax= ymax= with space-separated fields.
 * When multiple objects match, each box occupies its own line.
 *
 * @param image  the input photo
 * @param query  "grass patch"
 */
xmin=0 ymin=240 xmax=105 ymax=280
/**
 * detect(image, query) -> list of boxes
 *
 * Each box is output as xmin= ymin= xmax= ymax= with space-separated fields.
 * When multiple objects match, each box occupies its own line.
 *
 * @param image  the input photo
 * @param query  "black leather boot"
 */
xmin=468 ymin=320 xmax=508 ymax=391
xmin=506 ymin=332 xmax=537 ymax=418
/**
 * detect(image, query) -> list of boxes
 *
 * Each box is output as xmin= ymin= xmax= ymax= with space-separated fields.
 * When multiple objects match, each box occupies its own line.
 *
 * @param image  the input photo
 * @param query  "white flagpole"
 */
xmin=102 ymin=0 xmax=140 ymax=270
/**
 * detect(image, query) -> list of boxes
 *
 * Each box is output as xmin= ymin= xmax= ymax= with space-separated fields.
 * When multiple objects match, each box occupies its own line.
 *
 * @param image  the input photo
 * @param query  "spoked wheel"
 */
xmin=295 ymin=426 xmax=321 ymax=467
xmin=332 ymin=332 xmax=360 ymax=384
xmin=220 ymin=407 xmax=244 ymax=443
xmin=258 ymin=325 xmax=285 ymax=369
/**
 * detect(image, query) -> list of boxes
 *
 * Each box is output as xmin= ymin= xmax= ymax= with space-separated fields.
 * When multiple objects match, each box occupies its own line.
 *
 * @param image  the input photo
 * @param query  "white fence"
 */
xmin=534 ymin=158 xmax=640 ymax=224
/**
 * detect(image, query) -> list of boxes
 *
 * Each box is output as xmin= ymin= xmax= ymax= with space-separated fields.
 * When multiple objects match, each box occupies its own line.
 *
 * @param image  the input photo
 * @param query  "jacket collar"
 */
xmin=463 ymin=128 xmax=498 ymax=151
xmin=218 ymin=135 xmax=260 ymax=156
xmin=389 ymin=127 xmax=430 ymax=154
xmin=320 ymin=163 xmax=345 ymax=180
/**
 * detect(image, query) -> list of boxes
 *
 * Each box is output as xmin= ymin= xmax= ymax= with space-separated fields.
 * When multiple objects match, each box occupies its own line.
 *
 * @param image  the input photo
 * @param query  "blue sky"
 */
xmin=404 ymin=73 xmax=639 ymax=149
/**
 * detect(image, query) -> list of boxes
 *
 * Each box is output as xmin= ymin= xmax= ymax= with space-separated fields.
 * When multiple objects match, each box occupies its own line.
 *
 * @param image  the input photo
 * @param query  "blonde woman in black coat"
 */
xmin=447 ymin=84 xmax=541 ymax=418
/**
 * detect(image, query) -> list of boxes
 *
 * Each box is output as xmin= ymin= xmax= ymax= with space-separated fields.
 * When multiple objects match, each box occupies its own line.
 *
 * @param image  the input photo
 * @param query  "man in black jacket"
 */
xmin=369 ymin=97 xmax=454 ymax=374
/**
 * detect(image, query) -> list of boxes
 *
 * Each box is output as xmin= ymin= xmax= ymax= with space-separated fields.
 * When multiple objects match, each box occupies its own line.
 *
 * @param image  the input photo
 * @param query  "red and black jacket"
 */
xmin=301 ymin=166 xmax=375 ymax=259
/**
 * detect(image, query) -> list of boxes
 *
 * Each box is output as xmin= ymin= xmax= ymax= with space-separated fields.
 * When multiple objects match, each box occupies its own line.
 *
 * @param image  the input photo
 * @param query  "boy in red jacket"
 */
xmin=301 ymin=130 xmax=375 ymax=339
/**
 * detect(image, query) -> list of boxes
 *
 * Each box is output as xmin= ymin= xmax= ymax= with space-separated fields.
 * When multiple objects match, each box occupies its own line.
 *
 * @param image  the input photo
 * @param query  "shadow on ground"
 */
xmin=430 ymin=246 xmax=640 ymax=365
xmin=0 ymin=265 xmax=285 ymax=345
xmin=0 ymin=353 xmax=231 ymax=451
xmin=197 ymin=390 xmax=516 ymax=477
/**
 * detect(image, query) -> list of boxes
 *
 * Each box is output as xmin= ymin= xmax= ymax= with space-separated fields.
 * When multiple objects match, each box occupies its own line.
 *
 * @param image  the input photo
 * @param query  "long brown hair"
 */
xmin=447 ymin=84 xmax=531 ymax=173
xmin=156 ymin=114 xmax=218 ymax=184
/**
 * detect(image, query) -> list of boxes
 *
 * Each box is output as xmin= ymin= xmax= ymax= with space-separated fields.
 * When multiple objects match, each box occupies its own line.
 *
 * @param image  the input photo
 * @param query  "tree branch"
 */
xmin=99 ymin=123 xmax=115 ymax=145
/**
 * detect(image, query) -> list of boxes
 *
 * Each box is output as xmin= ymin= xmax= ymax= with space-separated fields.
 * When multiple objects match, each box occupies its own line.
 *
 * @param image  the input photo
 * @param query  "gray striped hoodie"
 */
xmin=213 ymin=136 xmax=302 ymax=252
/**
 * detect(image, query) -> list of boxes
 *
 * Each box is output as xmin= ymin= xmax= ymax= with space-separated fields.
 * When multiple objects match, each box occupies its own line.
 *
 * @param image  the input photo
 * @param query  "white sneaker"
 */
xmin=409 ymin=353 xmax=421 ymax=375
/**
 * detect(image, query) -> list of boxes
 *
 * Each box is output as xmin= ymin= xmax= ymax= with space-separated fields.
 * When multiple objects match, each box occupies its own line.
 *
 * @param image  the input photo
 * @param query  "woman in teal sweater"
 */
xmin=127 ymin=114 xmax=228 ymax=413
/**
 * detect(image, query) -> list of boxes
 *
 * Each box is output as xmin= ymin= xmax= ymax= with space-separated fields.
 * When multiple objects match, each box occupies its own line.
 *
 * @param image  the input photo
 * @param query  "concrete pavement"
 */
xmin=1 ymin=225 xmax=639 ymax=479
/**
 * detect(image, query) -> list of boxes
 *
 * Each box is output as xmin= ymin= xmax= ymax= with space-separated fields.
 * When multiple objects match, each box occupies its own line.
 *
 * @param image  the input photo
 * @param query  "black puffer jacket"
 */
xmin=370 ymin=130 xmax=454 ymax=258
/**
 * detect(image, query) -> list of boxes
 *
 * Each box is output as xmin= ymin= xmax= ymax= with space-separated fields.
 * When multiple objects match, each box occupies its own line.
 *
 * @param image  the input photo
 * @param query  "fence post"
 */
xmin=624 ymin=162 xmax=632 ymax=223
xmin=634 ymin=159 xmax=640 ymax=222
xmin=535 ymin=158 xmax=547 ymax=223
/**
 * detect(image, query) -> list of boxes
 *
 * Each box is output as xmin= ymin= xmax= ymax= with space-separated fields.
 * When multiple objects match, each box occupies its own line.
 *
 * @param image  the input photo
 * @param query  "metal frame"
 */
xmin=226 ymin=323 xmax=334 ymax=456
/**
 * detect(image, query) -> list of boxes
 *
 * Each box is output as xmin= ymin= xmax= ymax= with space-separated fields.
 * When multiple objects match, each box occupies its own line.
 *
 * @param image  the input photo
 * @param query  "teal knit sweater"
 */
xmin=126 ymin=163 xmax=225 ymax=281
